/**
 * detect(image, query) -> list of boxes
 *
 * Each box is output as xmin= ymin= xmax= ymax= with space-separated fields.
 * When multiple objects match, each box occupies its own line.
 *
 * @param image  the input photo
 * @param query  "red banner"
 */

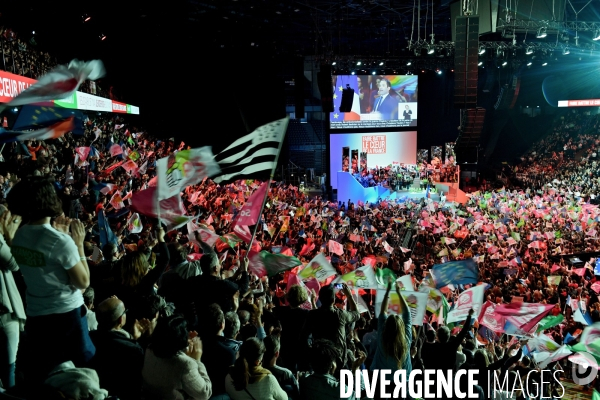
xmin=112 ymin=101 xmax=127 ymax=113
xmin=0 ymin=70 xmax=36 ymax=103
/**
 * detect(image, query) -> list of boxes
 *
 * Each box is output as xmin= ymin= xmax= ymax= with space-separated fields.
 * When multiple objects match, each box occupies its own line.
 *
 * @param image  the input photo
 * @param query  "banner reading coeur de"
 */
xmin=0 ymin=70 xmax=140 ymax=114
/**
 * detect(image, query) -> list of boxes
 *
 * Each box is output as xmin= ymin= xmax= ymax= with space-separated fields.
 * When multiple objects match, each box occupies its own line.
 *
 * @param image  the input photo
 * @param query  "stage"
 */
xmin=335 ymin=171 xmax=467 ymax=205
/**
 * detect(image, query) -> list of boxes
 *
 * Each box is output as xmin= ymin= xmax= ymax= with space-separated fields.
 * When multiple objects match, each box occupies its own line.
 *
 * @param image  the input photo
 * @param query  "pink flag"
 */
xmin=110 ymin=144 xmax=123 ymax=157
xmin=591 ymin=282 xmax=600 ymax=294
xmin=495 ymin=302 xmax=554 ymax=333
xmin=121 ymin=160 xmax=138 ymax=173
xmin=383 ymin=241 xmax=394 ymax=254
xmin=130 ymin=186 xmax=189 ymax=230
xmin=187 ymin=221 xmax=220 ymax=247
xmin=551 ymin=264 xmax=561 ymax=273
xmin=75 ymin=147 xmax=90 ymax=161
xmin=299 ymin=243 xmax=315 ymax=256
xmin=236 ymin=182 xmax=268 ymax=226
xmin=328 ymin=240 xmax=344 ymax=255
xmin=231 ymin=220 xmax=252 ymax=244
xmin=573 ymin=267 xmax=586 ymax=277
xmin=109 ymin=192 xmax=124 ymax=209
xmin=479 ymin=301 xmax=506 ymax=333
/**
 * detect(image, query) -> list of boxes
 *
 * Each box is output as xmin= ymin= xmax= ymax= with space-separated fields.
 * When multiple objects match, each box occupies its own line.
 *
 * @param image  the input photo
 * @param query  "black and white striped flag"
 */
xmin=212 ymin=117 xmax=289 ymax=184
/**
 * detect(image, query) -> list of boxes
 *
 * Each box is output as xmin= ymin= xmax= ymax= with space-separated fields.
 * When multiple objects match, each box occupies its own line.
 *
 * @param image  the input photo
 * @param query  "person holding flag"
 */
xmin=370 ymin=278 xmax=412 ymax=391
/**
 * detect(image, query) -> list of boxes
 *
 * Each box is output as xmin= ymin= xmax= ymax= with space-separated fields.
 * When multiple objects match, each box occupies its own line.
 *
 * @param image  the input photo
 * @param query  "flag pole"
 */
xmin=247 ymin=118 xmax=289 ymax=257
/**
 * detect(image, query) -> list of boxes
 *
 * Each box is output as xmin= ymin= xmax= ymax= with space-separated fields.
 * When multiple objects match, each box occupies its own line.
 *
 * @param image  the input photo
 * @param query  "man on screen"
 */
xmin=371 ymin=79 xmax=398 ymax=120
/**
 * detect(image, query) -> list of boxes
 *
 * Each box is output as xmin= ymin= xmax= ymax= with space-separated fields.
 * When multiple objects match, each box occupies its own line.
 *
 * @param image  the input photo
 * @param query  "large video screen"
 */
xmin=330 ymin=75 xmax=418 ymax=129
xmin=330 ymin=131 xmax=417 ymax=189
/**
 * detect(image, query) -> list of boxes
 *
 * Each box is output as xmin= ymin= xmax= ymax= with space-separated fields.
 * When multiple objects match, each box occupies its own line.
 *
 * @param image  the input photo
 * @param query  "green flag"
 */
xmin=511 ymin=232 xmax=521 ymax=242
xmin=536 ymin=314 xmax=564 ymax=333
xmin=594 ymin=390 xmax=600 ymax=400
xmin=375 ymin=268 xmax=396 ymax=286
xmin=517 ymin=219 xmax=525 ymax=227
xmin=250 ymin=251 xmax=302 ymax=277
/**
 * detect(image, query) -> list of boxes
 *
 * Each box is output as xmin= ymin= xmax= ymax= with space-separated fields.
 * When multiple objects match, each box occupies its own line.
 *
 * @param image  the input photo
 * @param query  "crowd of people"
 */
xmin=0 ymin=41 xmax=598 ymax=398
xmin=0 ymin=26 xmax=117 ymax=100
xmin=0 ymin=104 xmax=592 ymax=400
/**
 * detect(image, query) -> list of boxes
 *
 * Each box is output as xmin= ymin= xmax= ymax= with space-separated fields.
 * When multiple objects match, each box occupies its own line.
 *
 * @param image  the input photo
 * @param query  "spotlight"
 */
xmin=527 ymin=62 xmax=532 ymax=66
xmin=478 ymin=61 xmax=483 ymax=66
xmin=83 ymin=14 xmax=91 ymax=22
xmin=563 ymin=46 xmax=570 ymax=55
xmin=536 ymin=27 xmax=547 ymax=38
xmin=525 ymin=47 xmax=533 ymax=55
xmin=32 ymin=31 xmax=35 ymax=35
xmin=502 ymin=61 xmax=507 ymax=66
xmin=542 ymin=62 xmax=548 ymax=66
xmin=436 ymin=69 xmax=442 ymax=75
xmin=356 ymin=61 xmax=362 ymax=66
xmin=379 ymin=61 xmax=384 ymax=66
xmin=332 ymin=61 xmax=337 ymax=65
xmin=351 ymin=71 xmax=356 ymax=75
xmin=100 ymin=34 xmax=106 ymax=41
xmin=427 ymin=45 xmax=435 ymax=54
xmin=594 ymin=30 xmax=600 ymax=41
xmin=372 ymin=71 xmax=376 ymax=75
xmin=478 ymin=45 xmax=486 ymax=55
xmin=406 ymin=61 xmax=412 ymax=66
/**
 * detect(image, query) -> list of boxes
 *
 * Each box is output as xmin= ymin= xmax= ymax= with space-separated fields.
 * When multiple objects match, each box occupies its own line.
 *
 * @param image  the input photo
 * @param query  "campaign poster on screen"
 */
xmin=330 ymin=75 xmax=418 ymax=129
xmin=330 ymin=131 xmax=417 ymax=189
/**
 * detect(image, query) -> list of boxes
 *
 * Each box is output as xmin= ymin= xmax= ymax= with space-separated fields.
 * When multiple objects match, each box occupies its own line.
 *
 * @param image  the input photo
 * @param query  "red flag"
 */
xmin=130 ymin=186 xmax=189 ymax=230
xmin=121 ymin=160 xmax=138 ymax=173
xmin=236 ymin=182 xmax=268 ymax=226
xmin=299 ymin=243 xmax=315 ymax=257
xmin=75 ymin=146 xmax=90 ymax=161
xmin=573 ymin=267 xmax=586 ymax=277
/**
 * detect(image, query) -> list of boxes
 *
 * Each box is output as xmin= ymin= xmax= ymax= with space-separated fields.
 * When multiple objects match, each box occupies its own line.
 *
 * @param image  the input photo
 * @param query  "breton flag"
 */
xmin=1 ymin=59 xmax=105 ymax=108
xmin=211 ymin=117 xmax=289 ymax=184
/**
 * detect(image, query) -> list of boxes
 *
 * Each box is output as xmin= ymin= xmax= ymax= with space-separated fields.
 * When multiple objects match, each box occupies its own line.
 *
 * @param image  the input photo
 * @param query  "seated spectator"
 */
xmin=90 ymin=296 xmax=144 ymax=400
xmin=299 ymin=339 xmax=359 ymax=400
xmin=263 ymin=335 xmax=299 ymax=399
xmin=83 ymin=287 xmax=98 ymax=331
xmin=225 ymin=337 xmax=287 ymax=400
xmin=223 ymin=311 xmax=243 ymax=355
xmin=200 ymin=304 xmax=236 ymax=399
xmin=142 ymin=315 xmax=211 ymax=400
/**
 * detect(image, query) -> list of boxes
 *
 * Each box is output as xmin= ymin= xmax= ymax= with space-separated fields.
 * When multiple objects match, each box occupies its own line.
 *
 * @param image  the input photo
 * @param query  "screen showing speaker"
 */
xmin=330 ymin=75 xmax=418 ymax=129
xmin=330 ymin=131 xmax=417 ymax=189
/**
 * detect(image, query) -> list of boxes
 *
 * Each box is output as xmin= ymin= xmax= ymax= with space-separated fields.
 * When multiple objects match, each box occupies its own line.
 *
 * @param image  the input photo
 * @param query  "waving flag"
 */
xmin=236 ymin=181 xmax=268 ymax=226
xmin=188 ymin=222 xmax=220 ymax=247
xmin=334 ymin=265 xmax=378 ymax=289
xmin=328 ymin=240 xmax=344 ymax=256
xmin=211 ymin=117 xmax=289 ymax=184
xmin=75 ymin=146 xmax=90 ymax=161
xmin=3 ymin=59 xmax=105 ymax=107
xmin=447 ymin=285 xmax=485 ymax=323
xmin=375 ymin=289 xmax=426 ymax=325
xmin=98 ymin=210 xmax=117 ymax=249
xmin=129 ymin=186 xmax=191 ymax=231
xmin=495 ymin=302 xmax=554 ymax=333
xmin=127 ymin=213 xmax=143 ymax=234
xmin=547 ymin=276 xmax=561 ymax=286
xmin=299 ymin=253 xmax=338 ymax=281
xmin=383 ymin=241 xmax=394 ymax=254
xmin=0 ymin=115 xmax=79 ymax=143
xmin=479 ymin=301 xmax=506 ymax=333
xmin=109 ymin=192 xmax=125 ymax=209
xmin=375 ymin=268 xmax=396 ymax=287
xmin=536 ymin=314 xmax=564 ymax=333
xmin=431 ymin=258 xmax=478 ymax=289
xmin=121 ymin=160 xmax=138 ymax=173
xmin=110 ymin=144 xmax=123 ymax=157
xmin=248 ymin=250 xmax=302 ymax=278
xmin=156 ymin=147 xmax=220 ymax=201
